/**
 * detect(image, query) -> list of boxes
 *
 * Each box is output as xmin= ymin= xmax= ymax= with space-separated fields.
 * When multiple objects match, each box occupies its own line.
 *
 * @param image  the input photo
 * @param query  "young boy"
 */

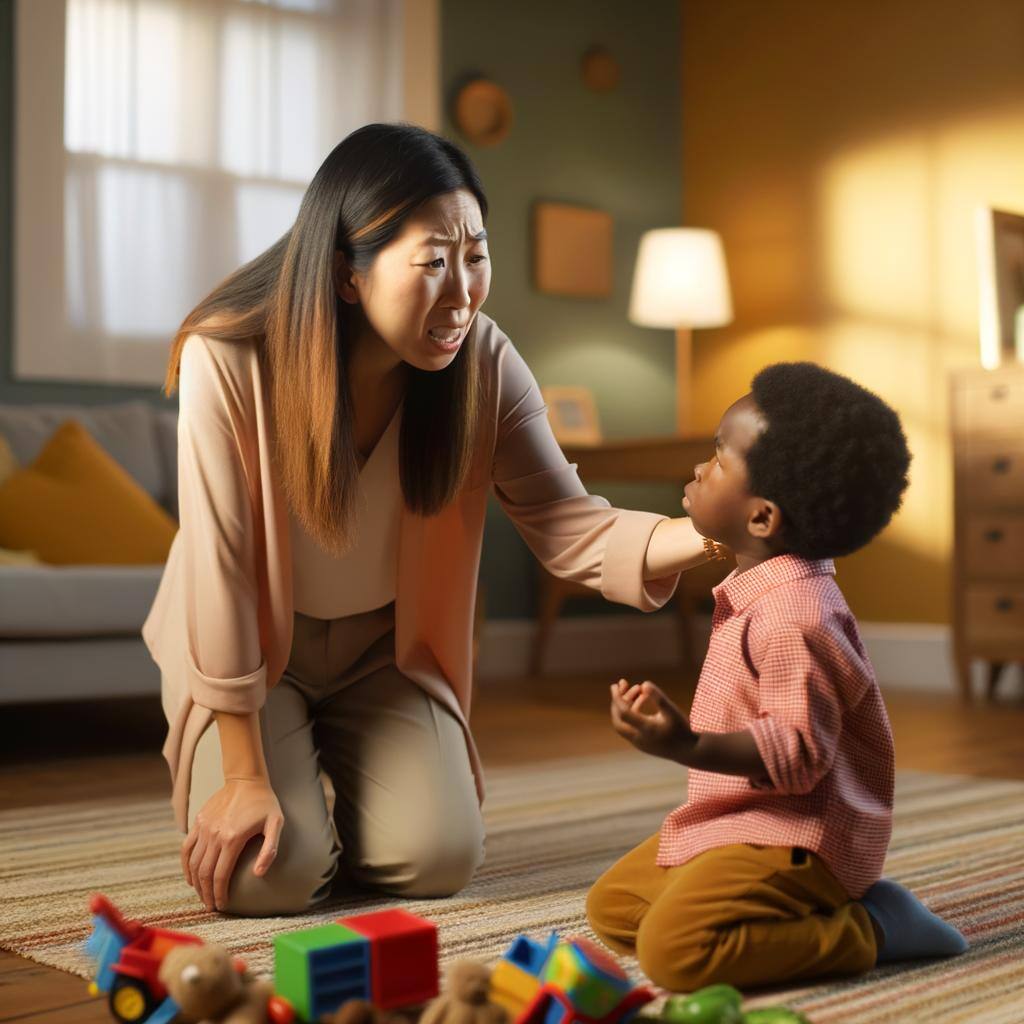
xmin=586 ymin=362 xmax=968 ymax=992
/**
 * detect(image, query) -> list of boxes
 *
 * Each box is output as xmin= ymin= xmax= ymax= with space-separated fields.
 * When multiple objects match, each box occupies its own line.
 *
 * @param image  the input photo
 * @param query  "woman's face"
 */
xmin=338 ymin=188 xmax=491 ymax=372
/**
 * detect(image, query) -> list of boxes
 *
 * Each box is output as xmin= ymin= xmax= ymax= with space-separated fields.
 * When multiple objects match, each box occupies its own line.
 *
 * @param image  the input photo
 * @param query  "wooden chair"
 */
xmin=529 ymin=557 xmax=729 ymax=677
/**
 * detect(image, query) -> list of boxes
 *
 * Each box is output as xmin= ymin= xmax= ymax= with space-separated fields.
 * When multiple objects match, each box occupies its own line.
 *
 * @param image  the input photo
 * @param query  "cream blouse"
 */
xmin=287 ymin=403 xmax=402 ymax=619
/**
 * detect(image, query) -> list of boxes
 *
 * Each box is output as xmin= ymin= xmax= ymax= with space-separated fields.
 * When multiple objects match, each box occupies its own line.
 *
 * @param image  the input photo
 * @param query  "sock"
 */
xmin=860 ymin=878 xmax=969 ymax=963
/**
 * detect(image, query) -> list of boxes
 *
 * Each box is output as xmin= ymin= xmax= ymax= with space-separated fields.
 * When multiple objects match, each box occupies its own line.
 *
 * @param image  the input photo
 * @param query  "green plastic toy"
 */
xmin=662 ymin=985 xmax=744 ymax=1024
xmin=741 ymin=1010 xmax=811 ymax=1023
xmin=639 ymin=985 xmax=812 ymax=1024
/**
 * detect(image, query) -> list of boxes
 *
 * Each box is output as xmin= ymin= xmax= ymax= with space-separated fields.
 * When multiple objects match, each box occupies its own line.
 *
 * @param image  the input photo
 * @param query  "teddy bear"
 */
xmin=418 ymin=961 xmax=509 ymax=1024
xmin=158 ymin=942 xmax=275 ymax=1024
xmin=319 ymin=997 xmax=407 ymax=1024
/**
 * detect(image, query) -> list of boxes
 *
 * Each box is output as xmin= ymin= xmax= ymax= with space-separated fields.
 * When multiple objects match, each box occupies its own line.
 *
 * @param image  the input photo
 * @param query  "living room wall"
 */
xmin=682 ymin=0 xmax=1024 ymax=625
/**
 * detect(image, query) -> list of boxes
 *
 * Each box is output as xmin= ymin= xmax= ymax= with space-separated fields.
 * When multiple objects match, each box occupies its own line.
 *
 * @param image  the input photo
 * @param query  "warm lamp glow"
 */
xmin=628 ymin=228 xmax=733 ymax=328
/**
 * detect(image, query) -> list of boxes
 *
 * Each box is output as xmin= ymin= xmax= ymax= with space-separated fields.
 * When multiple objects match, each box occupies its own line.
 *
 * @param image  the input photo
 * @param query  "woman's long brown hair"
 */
xmin=161 ymin=123 xmax=488 ymax=556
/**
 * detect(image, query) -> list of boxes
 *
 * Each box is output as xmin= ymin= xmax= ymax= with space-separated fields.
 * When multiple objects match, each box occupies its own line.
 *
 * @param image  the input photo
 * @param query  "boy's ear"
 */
xmin=747 ymin=497 xmax=784 ymax=541
xmin=333 ymin=250 xmax=360 ymax=305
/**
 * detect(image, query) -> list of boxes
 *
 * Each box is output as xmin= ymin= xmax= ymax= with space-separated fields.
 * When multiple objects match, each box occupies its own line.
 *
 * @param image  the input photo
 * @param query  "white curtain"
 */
xmin=15 ymin=0 xmax=439 ymax=385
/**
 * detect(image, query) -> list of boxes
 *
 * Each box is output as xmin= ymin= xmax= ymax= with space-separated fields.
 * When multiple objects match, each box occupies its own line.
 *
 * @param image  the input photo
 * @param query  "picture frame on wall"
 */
xmin=976 ymin=205 xmax=1024 ymax=369
xmin=541 ymin=386 xmax=602 ymax=446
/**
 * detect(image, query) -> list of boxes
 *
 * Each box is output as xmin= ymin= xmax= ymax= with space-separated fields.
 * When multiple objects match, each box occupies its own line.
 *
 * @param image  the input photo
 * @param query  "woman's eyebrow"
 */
xmin=422 ymin=229 xmax=488 ymax=245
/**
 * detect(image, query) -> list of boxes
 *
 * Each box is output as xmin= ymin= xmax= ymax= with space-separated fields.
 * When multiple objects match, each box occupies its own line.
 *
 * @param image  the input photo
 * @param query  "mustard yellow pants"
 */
xmin=586 ymin=832 xmax=878 ymax=992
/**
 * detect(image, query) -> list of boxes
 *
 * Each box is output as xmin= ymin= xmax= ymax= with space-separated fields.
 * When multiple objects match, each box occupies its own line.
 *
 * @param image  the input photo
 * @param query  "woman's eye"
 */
xmin=428 ymin=257 xmax=445 ymax=269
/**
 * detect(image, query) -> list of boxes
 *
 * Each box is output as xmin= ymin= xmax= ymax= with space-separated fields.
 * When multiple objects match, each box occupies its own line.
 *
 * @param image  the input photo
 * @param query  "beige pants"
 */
xmin=187 ymin=599 xmax=485 ymax=916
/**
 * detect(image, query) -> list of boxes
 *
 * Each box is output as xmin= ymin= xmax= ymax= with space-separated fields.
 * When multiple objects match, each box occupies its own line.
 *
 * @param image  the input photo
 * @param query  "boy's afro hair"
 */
xmin=746 ymin=362 xmax=911 ymax=559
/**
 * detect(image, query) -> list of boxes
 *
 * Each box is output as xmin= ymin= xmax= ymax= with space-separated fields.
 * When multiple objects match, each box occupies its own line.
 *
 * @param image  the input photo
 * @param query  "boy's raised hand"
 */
xmin=610 ymin=678 xmax=698 ymax=763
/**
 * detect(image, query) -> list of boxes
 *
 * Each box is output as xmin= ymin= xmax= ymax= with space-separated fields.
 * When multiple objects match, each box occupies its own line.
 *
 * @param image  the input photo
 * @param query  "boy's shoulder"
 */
xmin=745 ymin=572 xmax=862 ymax=659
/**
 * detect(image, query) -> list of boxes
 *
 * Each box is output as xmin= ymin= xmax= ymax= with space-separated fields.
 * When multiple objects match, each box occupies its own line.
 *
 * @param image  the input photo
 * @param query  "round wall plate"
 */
xmin=453 ymin=78 xmax=513 ymax=147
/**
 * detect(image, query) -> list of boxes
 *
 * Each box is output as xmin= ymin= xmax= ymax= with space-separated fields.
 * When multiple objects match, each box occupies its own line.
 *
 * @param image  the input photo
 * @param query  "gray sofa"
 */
xmin=0 ymin=400 xmax=179 ymax=704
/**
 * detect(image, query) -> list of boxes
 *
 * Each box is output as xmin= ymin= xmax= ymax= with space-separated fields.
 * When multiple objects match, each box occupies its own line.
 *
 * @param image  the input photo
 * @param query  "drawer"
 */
xmin=964 ymin=585 xmax=1024 ymax=644
xmin=963 ymin=516 xmax=1024 ymax=577
xmin=963 ymin=442 xmax=1024 ymax=507
xmin=955 ymin=378 xmax=1024 ymax=436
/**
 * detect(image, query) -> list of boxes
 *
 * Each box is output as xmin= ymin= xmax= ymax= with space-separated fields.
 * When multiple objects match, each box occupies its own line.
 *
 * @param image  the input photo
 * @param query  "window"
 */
xmin=14 ymin=0 xmax=438 ymax=384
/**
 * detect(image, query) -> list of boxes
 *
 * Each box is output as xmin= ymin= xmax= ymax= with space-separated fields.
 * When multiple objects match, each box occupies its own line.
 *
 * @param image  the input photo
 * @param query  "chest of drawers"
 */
xmin=951 ymin=367 xmax=1024 ymax=700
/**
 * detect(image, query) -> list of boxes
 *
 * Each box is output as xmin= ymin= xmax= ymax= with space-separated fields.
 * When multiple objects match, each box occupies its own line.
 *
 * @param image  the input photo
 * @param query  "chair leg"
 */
xmin=674 ymin=589 xmax=696 ymax=672
xmin=531 ymin=576 xmax=567 ymax=678
xmin=986 ymin=661 xmax=1007 ymax=701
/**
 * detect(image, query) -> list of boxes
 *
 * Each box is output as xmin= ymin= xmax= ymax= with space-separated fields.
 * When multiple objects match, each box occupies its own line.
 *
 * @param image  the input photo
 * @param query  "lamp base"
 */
xmin=676 ymin=326 xmax=692 ymax=435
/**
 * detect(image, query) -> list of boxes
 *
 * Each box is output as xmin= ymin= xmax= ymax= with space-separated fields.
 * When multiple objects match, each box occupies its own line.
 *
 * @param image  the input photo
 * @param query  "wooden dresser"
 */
xmin=951 ymin=367 xmax=1024 ymax=700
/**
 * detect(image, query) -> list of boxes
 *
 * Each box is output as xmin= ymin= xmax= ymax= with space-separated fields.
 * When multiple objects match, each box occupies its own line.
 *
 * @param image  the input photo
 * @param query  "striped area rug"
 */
xmin=1 ymin=753 xmax=1021 ymax=1023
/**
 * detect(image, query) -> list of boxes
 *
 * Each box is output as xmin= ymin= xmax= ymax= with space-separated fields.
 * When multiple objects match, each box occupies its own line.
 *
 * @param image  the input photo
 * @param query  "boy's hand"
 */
xmin=610 ymin=678 xmax=699 ymax=763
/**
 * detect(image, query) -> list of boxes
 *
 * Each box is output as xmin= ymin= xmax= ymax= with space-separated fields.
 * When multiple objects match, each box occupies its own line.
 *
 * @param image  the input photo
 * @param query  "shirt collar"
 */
xmin=712 ymin=552 xmax=836 ymax=618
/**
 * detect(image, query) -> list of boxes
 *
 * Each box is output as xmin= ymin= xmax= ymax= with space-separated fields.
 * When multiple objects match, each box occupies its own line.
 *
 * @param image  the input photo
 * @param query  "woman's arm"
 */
xmin=214 ymin=710 xmax=270 ymax=781
xmin=489 ymin=338 xmax=712 ymax=611
xmin=643 ymin=516 xmax=712 ymax=580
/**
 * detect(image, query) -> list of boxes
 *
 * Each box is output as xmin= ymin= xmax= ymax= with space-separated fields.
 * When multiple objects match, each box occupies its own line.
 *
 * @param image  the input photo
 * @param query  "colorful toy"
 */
xmin=273 ymin=907 xmax=439 ymax=1022
xmin=84 ymin=893 xmax=204 ymax=1023
xmin=83 ymin=893 xmax=295 ymax=1024
xmin=641 ymin=986 xmax=811 ymax=1024
xmin=489 ymin=931 xmax=654 ymax=1024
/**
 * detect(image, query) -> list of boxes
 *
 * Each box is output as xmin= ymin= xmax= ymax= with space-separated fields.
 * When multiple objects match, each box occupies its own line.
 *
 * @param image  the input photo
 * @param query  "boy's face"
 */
xmin=682 ymin=393 xmax=776 ymax=549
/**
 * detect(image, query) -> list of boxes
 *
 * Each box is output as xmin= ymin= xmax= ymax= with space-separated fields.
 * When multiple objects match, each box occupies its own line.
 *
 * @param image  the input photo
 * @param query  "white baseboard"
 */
xmin=476 ymin=615 xmax=1022 ymax=698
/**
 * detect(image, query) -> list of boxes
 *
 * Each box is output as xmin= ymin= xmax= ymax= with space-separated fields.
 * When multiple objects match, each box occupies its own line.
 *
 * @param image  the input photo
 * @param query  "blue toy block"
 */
xmin=503 ymin=931 xmax=560 ymax=979
xmin=274 ymin=923 xmax=371 ymax=1021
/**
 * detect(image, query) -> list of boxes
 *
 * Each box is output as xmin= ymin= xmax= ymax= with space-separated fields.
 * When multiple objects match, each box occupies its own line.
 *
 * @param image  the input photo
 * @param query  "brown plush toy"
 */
xmin=319 ymin=997 xmax=406 ymax=1024
xmin=158 ymin=942 xmax=274 ymax=1024
xmin=419 ymin=961 xmax=509 ymax=1024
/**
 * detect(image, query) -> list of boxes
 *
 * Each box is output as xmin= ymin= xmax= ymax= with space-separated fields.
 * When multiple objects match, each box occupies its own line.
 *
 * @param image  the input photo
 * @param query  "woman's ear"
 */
xmin=747 ymin=498 xmax=784 ymax=541
xmin=333 ymin=250 xmax=360 ymax=305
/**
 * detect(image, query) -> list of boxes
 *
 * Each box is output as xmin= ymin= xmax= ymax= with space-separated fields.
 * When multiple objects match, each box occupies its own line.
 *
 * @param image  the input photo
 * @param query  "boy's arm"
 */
xmin=687 ymin=729 xmax=772 ymax=786
xmin=744 ymin=624 xmax=849 ymax=795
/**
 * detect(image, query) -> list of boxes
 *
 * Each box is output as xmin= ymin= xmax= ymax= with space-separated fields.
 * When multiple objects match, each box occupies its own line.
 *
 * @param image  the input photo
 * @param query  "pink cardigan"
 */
xmin=142 ymin=311 xmax=682 ymax=832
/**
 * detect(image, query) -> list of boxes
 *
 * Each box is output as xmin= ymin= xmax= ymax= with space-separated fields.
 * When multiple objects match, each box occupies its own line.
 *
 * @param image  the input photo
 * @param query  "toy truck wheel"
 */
xmin=109 ymin=976 xmax=156 ymax=1022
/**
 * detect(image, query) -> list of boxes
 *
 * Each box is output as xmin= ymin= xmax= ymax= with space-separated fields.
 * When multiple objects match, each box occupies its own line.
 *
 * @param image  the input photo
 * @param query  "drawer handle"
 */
xmin=989 ymin=386 xmax=1009 ymax=401
xmin=984 ymin=528 xmax=1005 ymax=543
xmin=992 ymin=456 xmax=1012 ymax=475
xmin=994 ymin=596 xmax=1015 ymax=612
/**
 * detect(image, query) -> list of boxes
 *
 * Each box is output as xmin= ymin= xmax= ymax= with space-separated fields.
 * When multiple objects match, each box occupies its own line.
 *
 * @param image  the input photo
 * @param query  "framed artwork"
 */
xmin=541 ymin=386 xmax=602 ymax=446
xmin=976 ymin=206 xmax=1024 ymax=368
xmin=533 ymin=202 xmax=613 ymax=298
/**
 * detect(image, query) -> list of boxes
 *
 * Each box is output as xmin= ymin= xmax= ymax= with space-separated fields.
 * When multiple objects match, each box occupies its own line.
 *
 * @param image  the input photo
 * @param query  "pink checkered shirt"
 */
xmin=655 ymin=553 xmax=894 ymax=900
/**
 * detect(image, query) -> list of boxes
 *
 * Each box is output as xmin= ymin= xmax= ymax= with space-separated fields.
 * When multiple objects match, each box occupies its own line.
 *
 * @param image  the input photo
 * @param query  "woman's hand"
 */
xmin=610 ymin=678 xmax=699 ymax=763
xmin=180 ymin=777 xmax=284 ymax=912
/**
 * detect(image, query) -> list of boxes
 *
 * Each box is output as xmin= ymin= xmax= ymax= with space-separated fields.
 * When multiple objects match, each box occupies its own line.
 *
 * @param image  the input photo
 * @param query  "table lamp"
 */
xmin=628 ymin=228 xmax=733 ymax=434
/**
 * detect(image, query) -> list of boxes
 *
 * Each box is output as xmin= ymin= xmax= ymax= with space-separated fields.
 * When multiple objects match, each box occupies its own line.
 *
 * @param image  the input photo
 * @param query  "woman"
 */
xmin=142 ymin=122 xmax=718 ymax=917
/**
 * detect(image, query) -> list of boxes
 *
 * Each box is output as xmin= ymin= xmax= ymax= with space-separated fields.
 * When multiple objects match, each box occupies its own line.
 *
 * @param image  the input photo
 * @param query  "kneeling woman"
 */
xmin=142 ymin=122 xmax=715 ymax=916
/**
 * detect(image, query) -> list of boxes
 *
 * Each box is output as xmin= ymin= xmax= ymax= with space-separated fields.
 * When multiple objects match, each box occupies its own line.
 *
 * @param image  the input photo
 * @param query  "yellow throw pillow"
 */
xmin=0 ymin=419 xmax=178 ymax=564
xmin=0 ymin=545 xmax=42 ymax=566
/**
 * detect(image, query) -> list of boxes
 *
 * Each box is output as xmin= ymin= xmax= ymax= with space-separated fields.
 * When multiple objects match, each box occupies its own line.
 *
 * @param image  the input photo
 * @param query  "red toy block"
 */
xmin=336 ymin=908 xmax=438 ymax=1009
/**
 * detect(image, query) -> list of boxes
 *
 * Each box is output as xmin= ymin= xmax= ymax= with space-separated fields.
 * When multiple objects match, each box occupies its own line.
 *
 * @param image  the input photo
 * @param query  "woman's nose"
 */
xmin=693 ymin=461 xmax=705 ymax=482
xmin=443 ymin=265 xmax=472 ymax=308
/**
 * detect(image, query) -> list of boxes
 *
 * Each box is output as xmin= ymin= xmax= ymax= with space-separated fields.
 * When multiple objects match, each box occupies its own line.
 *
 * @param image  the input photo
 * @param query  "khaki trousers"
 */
xmin=586 ymin=832 xmax=877 ymax=992
xmin=187 ymin=600 xmax=485 ymax=916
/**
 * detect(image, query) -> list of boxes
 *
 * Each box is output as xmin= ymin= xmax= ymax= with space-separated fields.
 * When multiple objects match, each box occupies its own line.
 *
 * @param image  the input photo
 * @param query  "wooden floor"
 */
xmin=2 ymin=666 xmax=1023 ymax=1021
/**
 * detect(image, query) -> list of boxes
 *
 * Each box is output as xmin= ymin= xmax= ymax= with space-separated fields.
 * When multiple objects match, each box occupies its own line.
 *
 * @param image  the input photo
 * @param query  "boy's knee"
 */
xmin=636 ymin=936 xmax=715 ymax=993
xmin=222 ymin=835 xmax=339 ymax=917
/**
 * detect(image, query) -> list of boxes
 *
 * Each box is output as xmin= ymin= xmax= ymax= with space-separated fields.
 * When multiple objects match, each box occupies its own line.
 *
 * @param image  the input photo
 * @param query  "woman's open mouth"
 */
xmin=427 ymin=325 xmax=465 ymax=352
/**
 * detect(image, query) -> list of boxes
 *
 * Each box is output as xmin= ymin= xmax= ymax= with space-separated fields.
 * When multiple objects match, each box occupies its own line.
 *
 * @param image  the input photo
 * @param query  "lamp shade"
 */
xmin=628 ymin=228 xmax=733 ymax=329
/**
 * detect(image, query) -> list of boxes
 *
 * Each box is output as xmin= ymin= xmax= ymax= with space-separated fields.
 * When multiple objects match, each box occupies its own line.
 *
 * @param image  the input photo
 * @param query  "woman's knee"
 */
xmin=350 ymin=815 xmax=485 ymax=898
xmin=221 ymin=834 xmax=339 ymax=917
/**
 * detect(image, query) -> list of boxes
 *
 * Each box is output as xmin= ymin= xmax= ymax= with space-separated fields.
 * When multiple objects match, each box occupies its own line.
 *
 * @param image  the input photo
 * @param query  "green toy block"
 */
xmin=274 ymin=923 xmax=370 ymax=1022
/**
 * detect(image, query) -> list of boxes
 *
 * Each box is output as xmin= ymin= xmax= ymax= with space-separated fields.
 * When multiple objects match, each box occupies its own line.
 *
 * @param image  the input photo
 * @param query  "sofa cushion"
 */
xmin=0 ymin=419 xmax=178 ymax=564
xmin=154 ymin=407 xmax=179 ymax=520
xmin=0 ymin=563 xmax=165 ymax=637
xmin=0 ymin=399 xmax=165 ymax=504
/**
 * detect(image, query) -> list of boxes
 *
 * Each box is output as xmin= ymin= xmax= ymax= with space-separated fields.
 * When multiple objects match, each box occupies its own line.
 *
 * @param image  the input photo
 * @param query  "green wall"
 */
xmin=442 ymin=0 xmax=684 ymax=618
xmin=0 ymin=0 xmax=684 ymax=619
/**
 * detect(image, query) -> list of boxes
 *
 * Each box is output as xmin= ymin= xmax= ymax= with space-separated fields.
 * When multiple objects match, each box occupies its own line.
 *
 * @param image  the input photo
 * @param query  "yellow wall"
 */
xmin=681 ymin=0 xmax=1024 ymax=624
